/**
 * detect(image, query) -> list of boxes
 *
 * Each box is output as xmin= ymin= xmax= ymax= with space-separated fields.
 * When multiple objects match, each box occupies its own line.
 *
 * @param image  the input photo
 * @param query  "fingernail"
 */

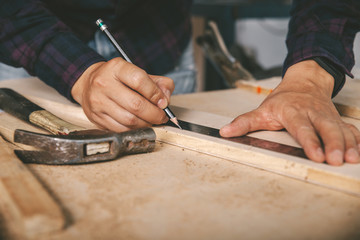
xmin=346 ymin=148 xmax=360 ymax=163
xmin=220 ymin=124 xmax=231 ymax=136
xmin=328 ymin=150 xmax=343 ymax=165
xmin=220 ymin=124 xmax=230 ymax=131
xmin=164 ymin=89 xmax=171 ymax=100
xmin=157 ymin=98 xmax=168 ymax=109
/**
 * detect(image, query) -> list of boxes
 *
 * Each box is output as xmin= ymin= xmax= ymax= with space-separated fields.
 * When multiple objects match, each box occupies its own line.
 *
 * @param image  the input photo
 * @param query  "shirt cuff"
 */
xmin=312 ymin=56 xmax=346 ymax=98
xmin=283 ymin=54 xmax=353 ymax=79
xmin=282 ymin=53 xmax=349 ymax=98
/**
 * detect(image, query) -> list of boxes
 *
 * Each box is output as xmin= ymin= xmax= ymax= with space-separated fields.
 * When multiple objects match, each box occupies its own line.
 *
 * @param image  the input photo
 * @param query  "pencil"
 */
xmin=95 ymin=18 xmax=182 ymax=129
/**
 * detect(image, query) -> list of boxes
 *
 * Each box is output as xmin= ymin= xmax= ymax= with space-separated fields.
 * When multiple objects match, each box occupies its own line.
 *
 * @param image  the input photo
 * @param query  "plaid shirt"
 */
xmin=283 ymin=0 xmax=360 ymax=79
xmin=0 ymin=0 xmax=192 ymax=100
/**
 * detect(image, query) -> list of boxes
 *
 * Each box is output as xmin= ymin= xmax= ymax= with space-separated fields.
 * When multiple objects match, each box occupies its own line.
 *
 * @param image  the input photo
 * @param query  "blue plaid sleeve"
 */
xmin=0 ymin=0 xmax=105 ymax=100
xmin=0 ymin=0 xmax=192 ymax=100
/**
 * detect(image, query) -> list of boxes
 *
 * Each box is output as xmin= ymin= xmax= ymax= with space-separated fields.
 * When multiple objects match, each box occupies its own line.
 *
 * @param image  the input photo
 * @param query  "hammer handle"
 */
xmin=0 ymin=88 xmax=85 ymax=135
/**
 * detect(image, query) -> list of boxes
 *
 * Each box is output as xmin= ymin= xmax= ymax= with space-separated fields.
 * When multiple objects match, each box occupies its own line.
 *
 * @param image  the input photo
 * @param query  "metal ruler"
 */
xmin=167 ymin=120 xmax=307 ymax=159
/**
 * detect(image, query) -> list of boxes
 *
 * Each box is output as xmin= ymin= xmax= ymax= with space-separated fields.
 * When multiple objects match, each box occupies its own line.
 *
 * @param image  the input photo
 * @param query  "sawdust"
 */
xmin=19 ymin=143 xmax=360 ymax=240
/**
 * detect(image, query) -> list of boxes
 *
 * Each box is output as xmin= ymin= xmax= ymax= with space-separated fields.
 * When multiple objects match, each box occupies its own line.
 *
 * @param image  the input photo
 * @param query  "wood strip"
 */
xmin=0 ymin=136 xmax=65 ymax=239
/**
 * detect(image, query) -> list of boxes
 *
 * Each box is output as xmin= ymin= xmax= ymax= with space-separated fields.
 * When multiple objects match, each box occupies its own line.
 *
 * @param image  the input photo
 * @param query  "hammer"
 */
xmin=0 ymin=88 xmax=156 ymax=164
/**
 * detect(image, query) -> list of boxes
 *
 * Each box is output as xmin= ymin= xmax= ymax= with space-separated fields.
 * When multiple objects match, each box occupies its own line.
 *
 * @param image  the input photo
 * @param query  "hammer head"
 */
xmin=14 ymin=128 xmax=156 ymax=164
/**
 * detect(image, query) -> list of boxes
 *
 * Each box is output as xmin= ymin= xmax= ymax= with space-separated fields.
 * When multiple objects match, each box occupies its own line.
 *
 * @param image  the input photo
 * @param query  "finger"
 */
xmin=220 ymin=112 xmax=258 ymax=138
xmin=149 ymin=75 xmax=175 ymax=101
xmin=283 ymin=115 xmax=325 ymax=163
xmin=81 ymin=86 xmax=153 ymax=131
xmin=347 ymin=123 xmax=360 ymax=150
xmin=90 ymin=111 xmax=131 ymax=132
xmin=342 ymin=124 xmax=360 ymax=164
xmin=220 ymin=109 xmax=282 ymax=138
xmin=107 ymin=81 xmax=168 ymax=125
xmin=312 ymin=118 xmax=345 ymax=166
xmin=90 ymin=103 xmax=151 ymax=131
xmin=113 ymin=60 xmax=168 ymax=109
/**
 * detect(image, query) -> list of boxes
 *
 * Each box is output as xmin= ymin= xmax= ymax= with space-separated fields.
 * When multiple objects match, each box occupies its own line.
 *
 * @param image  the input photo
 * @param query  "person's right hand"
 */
xmin=71 ymin=57 xmax=174 ymax=132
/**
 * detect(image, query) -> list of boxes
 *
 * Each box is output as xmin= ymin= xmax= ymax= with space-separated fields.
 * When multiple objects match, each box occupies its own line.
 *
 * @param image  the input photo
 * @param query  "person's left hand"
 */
xmin=219 ymin=60 xmax=360 ymax=166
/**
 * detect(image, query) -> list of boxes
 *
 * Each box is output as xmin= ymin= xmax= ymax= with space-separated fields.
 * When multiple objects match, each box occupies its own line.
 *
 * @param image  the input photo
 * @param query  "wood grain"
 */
xmin=0 ymin=136 xmax=64 ymax=239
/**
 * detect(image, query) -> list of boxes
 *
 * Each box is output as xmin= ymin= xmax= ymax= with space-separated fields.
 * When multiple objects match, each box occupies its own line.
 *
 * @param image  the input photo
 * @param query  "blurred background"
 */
xmin=191 ymin=0 xmax=360 ymax=92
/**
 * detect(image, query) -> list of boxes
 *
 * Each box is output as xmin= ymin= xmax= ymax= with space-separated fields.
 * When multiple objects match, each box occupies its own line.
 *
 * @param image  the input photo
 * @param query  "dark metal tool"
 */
xmin=0 ymin=88 xmax=156 ymax=164
xmin=168 ymin=120 xmax=307 ymax=159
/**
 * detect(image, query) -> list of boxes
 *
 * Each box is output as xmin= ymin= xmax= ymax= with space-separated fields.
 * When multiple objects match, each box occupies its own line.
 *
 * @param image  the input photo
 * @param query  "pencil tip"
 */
xmin=170 ymin=118 xmax=182 ymax=129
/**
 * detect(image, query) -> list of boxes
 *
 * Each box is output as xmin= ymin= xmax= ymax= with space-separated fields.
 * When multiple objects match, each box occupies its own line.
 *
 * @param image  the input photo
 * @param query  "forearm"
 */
xmin=0 ymin=0 xmax=105 ymax=99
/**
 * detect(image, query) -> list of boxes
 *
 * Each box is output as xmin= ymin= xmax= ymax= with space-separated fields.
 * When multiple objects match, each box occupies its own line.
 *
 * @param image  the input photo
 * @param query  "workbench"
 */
xmin=0 ymin=77 xmax=359 ymax=240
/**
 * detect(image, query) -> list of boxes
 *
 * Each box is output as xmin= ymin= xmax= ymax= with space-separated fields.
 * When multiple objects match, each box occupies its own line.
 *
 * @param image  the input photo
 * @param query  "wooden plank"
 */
xmin=0 ymin=78 xmax=359 ymax=196
xmin=0 ymin=136 xmax=65 ymax=239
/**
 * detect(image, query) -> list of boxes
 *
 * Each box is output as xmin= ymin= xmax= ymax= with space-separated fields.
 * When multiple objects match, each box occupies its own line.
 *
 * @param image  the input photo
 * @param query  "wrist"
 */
xmin=282 ymin=60 xmax=335 ymax=98
xmin=71 ymin=62 xmax=105 ymax=104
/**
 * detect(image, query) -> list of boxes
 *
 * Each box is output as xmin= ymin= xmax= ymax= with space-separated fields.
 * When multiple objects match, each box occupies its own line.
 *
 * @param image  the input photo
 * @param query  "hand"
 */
xmin=71 ymin=58 xmax=174 ymax=132
xmin=220 ymin=60 xmax=360 ymax=165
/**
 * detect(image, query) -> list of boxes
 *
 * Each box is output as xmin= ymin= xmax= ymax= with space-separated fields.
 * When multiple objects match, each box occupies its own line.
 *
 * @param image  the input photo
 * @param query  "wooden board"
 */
xmin=0 ymin=78 xmax=359 ymax=196
xmin=0 ymin=136 xmax=64 ymax=239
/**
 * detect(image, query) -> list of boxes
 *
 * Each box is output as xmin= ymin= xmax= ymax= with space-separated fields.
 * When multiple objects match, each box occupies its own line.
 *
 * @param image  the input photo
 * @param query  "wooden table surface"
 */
xmin=0 ymin=78 xmax=359 ymax=240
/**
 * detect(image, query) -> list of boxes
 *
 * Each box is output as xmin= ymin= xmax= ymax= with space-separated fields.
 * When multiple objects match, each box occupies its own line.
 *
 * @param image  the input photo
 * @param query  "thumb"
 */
xmin=220 ymin=110 xmax=274 ymax=138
